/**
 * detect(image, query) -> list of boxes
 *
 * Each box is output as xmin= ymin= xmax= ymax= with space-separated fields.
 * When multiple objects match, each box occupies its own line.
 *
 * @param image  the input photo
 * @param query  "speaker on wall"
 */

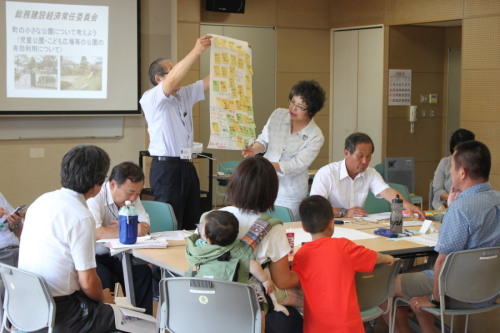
xmin=205 ymin=0 xmax=245 ymax=14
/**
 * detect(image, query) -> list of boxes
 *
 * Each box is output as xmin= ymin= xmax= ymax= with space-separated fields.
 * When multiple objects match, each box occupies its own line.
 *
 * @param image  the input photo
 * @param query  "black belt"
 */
xmin=53 ymin=295 xmax=71 ymax=303
xmin=153 ymin=156 xmax=191 ymax=162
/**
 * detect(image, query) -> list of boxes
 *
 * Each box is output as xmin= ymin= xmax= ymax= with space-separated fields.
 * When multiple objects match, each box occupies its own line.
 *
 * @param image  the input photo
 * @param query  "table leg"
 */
xmin=121 ymin=251 xmax=136 ymax=306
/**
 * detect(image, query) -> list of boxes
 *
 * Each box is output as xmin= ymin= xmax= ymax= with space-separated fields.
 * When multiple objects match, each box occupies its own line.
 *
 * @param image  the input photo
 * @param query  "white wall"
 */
xmin=0 ymin=115 xmax=147 ymax=207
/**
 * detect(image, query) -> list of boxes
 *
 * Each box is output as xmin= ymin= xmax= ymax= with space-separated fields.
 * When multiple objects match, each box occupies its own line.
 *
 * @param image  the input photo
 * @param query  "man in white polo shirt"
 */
xmin=87 ymin=161 xmax=153 ymax=314
xmin=140 ymin=35 xmax=212 ymax=230
xmin=19 ymin=145 xmax=116 ymax=332
xmin=310 ymin=132 xmax=424 ymax=219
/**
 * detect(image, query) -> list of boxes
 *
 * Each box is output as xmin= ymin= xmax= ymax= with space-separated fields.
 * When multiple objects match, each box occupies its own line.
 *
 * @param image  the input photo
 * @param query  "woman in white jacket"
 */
xmin=242 ymin=80 xmax=325 ymax=220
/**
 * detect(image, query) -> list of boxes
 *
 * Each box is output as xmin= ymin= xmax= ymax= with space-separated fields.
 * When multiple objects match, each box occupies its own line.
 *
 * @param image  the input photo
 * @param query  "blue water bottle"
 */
xmin=119 ymin=200 xmax=138 ymax=244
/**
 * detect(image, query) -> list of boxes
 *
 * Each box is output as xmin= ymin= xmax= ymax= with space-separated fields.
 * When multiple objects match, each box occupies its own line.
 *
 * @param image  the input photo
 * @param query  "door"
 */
xmin=331 ymin=26 xmax=384 ymax=165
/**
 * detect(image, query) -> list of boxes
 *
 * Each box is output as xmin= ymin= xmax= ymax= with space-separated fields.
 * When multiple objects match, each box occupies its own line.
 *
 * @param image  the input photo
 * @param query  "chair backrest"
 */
xmin=266 ymin=205 xmax=294 ymax=222
xmin=384 ymin=157 xmax=415 ymax=193
xmin=363 ymin=191 xmax=390 ymax=214
xmin=428 ymin=180 xmax=434 ymax=210
xmin=159 ymin=277 xmax=261 ymax=333
xmin=142 ymin=200 xmax=178 ymax=232
xmin=355 ymin=259 xmax=401 ymax=312
xmin=439 ymin=246 xmax=500 ymax=304
xmin=388 ymin=183 xmax=411 ymax=202
xmin=218 ymin=161 xmax=240 ymax=175
xmin=0 ymin=263 xmax=55 ymax=333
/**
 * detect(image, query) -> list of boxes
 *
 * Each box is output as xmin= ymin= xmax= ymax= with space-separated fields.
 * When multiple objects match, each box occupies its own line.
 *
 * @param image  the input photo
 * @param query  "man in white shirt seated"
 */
xmin=19 ymin=145 xmax=116 ymax=332
xmin=0 ymin=192 xmax=25 ymax=266
xmin=310 ymin=132 xmax=424 ymax=219
xmin=87 ymin=161 xmax=153 ymax=314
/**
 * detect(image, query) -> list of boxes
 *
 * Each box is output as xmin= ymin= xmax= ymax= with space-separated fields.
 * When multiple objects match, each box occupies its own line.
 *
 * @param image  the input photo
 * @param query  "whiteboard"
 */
xmin=0 ymin=116 xmax=124 ymax=140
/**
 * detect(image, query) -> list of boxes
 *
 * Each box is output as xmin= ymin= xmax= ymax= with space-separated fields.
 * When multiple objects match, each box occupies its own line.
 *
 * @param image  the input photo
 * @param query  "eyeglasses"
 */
xmin=289 ymin=99 xmax=308 ymax=112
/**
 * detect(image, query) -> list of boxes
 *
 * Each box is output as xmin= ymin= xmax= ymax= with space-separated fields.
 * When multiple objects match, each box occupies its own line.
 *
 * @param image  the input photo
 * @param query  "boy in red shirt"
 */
xmin=292 ymin=195 xmax=395 ymax=332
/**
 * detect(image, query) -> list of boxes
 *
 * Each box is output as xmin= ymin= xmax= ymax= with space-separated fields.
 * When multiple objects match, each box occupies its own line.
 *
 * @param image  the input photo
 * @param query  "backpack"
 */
xmin=185 ymin=213 xmax=283 ymax=283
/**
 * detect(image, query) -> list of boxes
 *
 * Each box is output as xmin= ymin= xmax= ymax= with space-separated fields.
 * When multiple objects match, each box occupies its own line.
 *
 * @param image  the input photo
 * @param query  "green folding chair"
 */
xmin=363 ymin=191 xmax=390 ymax=214
xmin=142 ymin=200 xmax=178 ymax=232
xmin=266 ymin=205 xmax=295 ymax=222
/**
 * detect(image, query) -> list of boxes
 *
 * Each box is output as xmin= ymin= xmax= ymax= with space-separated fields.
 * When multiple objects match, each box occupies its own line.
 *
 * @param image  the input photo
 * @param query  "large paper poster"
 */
xmin=208 ymin=34 xmax=255 ymax=150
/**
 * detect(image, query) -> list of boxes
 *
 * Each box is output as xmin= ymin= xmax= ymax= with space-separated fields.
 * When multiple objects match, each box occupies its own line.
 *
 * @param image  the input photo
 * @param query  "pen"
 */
xmin=334 ymin=220 xmax=344 ymax=225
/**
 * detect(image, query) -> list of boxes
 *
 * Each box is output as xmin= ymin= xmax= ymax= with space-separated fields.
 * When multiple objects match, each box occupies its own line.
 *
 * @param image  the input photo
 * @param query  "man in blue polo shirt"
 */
xmin=392 ymin=140 xmax=500 ymax=333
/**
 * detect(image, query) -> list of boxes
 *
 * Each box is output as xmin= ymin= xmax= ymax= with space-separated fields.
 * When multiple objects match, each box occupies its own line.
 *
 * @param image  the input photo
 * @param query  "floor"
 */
xmin=370 ymin=305 xmax=500 ymax=333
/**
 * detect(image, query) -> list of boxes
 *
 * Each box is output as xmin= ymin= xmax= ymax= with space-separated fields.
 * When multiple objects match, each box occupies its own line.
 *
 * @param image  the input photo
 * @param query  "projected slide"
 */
xmin=1 ymin=0 xmax=139 ymax=115
xmin=6 ymin=1 xmax=108 ymax=99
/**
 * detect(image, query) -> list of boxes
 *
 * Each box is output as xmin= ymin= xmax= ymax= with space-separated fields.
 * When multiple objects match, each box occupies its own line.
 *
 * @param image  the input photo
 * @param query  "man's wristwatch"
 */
xmin=339 ymin=208 xmax=347 ymax=218
xmin=429 ymin=294 xmax=440 ymax=307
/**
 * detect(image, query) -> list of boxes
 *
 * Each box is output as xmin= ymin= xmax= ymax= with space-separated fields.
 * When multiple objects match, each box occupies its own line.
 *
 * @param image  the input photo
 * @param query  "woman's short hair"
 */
xmin=288 ymin=80 xmax=326 ymax=118
xmin=226 ymin=156 xmax=278 ymax=214
xmin=449 ymin=128 xmax=475 ymax=154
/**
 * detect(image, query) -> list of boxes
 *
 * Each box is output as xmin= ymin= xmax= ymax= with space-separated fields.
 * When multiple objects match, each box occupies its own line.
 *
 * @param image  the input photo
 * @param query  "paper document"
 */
xmin=113 ymin=297 xmax=145 ymax=312
xmin=109 ymin=304 xmax=157 ymax=332
xmin=150 ymin=230 xmax=193 ymax=241
xmin=363 ymin=212 xmax=391 ymax=221
xmin=98 ymin=235 xmax=169 ymax=250
xmin=290 ymin=227 xmax=378 ymax=246
xmin=406 ymin=233 xmax=439 ymax=247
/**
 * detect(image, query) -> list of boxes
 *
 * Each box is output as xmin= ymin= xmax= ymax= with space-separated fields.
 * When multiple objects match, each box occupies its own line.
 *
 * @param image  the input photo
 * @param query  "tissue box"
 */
xmin=192 ymin=142 xmax=203 ymax=154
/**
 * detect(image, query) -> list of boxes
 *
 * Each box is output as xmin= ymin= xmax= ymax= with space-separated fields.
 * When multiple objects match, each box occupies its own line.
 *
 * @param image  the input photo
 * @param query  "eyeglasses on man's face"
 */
xmin=289 ymin=99 xmax=308 ymax=112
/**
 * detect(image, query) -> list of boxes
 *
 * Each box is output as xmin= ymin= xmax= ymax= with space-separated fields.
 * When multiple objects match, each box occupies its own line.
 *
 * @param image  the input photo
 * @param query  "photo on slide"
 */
xmin=14 ymin=54 xmax=58 ymax=90
xmin=61 ymin=56 xmax=103 ymax=91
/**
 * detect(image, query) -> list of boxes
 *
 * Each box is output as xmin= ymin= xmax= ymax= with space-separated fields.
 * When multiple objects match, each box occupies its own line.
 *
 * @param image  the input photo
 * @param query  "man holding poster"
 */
xmin=140 ymin=35 xmax=212 ymax=230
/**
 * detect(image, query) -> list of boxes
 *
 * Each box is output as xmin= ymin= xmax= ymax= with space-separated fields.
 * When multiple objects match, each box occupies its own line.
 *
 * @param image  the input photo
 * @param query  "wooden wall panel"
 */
xmin=330 ymin=0 xmax=384 ymax=28
xmin=387 ymin=25 xmax=445 ymax=204
xmin=461 ymin=70 xmax=500 ymax=123
xmin=462 ymin=17 xmax=500 ymax=70
xmin=461 ymin=4 xmax=500 ymax=188
xmin=177 ymin=22 xmax=202 ymax=69
xmin=460 ymin=120 xmax=500 ymax=170
xmin=444 ymin=26 xmax=462 ymax=48
xmin=277 ymin=28 xmax=331 ymax=73
xmin=389 ymin=26 xmax=445 ymax=72
xmin=201 ymin=0 xmax=277 ymax=26
xmin=386 ymin=0 xmax=463 ymax=25
xmin=465 ymin=0 xmax=500 ymax=18
xmin=277 ymin=0 xmax=330 ymax=29
xmin=177 ymin=0 xmax=201 ymax=22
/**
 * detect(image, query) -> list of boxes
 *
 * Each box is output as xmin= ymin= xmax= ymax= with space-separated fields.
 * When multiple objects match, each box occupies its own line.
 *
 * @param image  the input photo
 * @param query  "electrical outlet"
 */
xmin=430 ymin=109 xmax=435 ymax=118
xmin=30 ymin=148 xmax=45 ymax=158
xmin=420 ymin=94 xmax=428 ymax=103
xmin=421 ymin=109 xmax=426 ymax=117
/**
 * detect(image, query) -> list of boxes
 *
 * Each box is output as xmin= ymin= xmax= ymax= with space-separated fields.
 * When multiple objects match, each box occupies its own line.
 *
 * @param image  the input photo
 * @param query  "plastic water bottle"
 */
xmin=390 ymin=194 xmax=403 ymax=234
xmin=119 ymin=200 xmax=138 ymax=244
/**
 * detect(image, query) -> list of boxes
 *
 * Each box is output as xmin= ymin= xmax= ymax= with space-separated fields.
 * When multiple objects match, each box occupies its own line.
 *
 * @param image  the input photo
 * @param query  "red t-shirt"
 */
xmin=292 ymin=237 xmax=377 ymax=333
